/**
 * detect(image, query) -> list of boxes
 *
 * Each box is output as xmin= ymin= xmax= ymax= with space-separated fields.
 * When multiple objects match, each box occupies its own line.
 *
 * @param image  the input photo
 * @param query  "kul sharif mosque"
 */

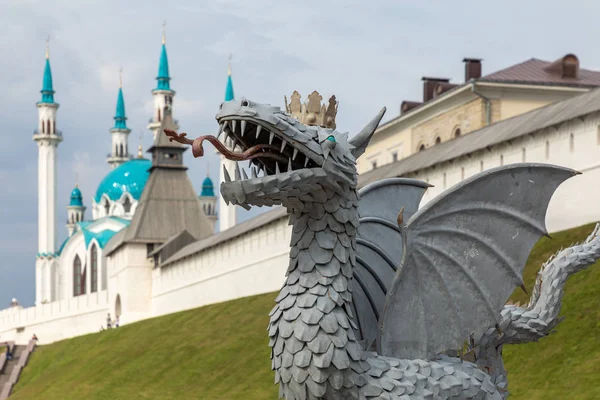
xmin=31 ymin=29 xmax=234 ymax=306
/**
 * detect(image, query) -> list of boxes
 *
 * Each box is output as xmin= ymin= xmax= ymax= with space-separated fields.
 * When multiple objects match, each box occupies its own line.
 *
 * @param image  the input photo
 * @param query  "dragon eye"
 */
xmin=326 ymin=135 xmax=336 ymax=143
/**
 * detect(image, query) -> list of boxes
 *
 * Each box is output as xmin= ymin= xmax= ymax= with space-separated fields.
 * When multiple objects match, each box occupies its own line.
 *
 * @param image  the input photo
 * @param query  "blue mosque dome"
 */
xmin=69 ymin=186 xmax=83 ymax=206
xmin=94 ymin=158 xmax=152 ymax=203
xmin=200 ymin=176 xmax=215 ymax=197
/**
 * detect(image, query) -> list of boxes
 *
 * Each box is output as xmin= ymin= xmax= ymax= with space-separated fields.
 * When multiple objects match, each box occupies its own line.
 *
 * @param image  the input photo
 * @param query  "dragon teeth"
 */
xmin=217 ymin=123 xmax=224 ymax=140
xmin=223 ymin=165 xmax=231 ymax=183
xmin=304 ymin=157 xmax=309 ymax=168
xmin=275 ymin=162 xmax=281 ymax=175
xmin=241 ymin=120 xmax=247 ymax=137
xmin=255 ymin=125 xmax=262 ymax=140
xmin=242 ymin=167 xmax=249 ymax=180
xmin=251 ymin=166 xmax=257 ymax=178
xmin=288 ymin=157 xmax=293 ymax=172
xmin=235 ymin=162 xmax=241 ymax=180
xmin=232 ymin=120 xmax=237 ymax=133
xmin=280 ymin=140 xmax=287 ymax=153
xmin=269 ymin=132 xmax=275 ymax=145
xmin=292 ymin=148 xmax=298 ymax=161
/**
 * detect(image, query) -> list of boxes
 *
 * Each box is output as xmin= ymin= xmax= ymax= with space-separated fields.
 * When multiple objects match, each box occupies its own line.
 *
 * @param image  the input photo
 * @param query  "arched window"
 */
xmin=569 ymin=133 xmax=574 ymax=152
xmin=104 ymin=199 xmax=110 ymax=215
xmin=90 ymin=244 xmax=98 ymax=293
xmin=120 ymin=144 xmax=124 ymax=157
xmin=73 ymin=255 xmax=82 ymax=296
xmin=435 ymin=137 xmax=441 ymax=145
xmin=208 ymin=204 xmax=211 ymax=215
xmin=419 ymin=144 xmax=425 ymax=152
xmin=41 ymin=120 xmax=45 ymax=134
xmin=157 ymin=109 xmax=161 ymax=122
xmin=122 ymin=196 xmax=132 ymax=213
xmin=46 ymin=120 xmax=51 ymax=135
xmin=500 ymin=154 xmax=504 ymax=166
xmin=480 ymin=160 xmax=484 ymax=172
xmin=52 ymin=121 xmax=56 ymax=135
xmin=454 ymin=128 xmax=461 ymax=137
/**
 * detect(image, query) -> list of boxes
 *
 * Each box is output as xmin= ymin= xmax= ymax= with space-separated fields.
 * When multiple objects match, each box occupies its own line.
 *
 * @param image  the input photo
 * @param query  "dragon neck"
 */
xmin=270 ymin=188 xmax=366 ymax=397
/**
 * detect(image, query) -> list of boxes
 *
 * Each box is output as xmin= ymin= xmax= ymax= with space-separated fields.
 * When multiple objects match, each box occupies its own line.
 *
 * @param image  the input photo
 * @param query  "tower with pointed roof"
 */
xmin=107 ymin=69 xmax=132 ymax=168
xmin=66 ymin=183 xmax=86 ymax=236
xmin=218 ymin=55 xmax=237 ymax=232
xmin=33 ymin=39 xmax=63 ymax=305
xmin=198 ymin=169 xmax=217 ymax=232
xmin=147 ymin=23 xmax=179 ymax=141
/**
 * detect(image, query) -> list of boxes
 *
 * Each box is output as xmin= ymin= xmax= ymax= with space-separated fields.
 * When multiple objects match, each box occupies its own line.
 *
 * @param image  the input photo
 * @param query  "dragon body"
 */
xmin=166 ymin=99 xmax=600 ymax=399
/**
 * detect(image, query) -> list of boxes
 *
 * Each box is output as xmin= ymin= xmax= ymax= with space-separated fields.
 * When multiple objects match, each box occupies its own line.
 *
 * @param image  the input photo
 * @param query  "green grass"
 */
xmin=10 ymin=223 xmax=600 ymax=399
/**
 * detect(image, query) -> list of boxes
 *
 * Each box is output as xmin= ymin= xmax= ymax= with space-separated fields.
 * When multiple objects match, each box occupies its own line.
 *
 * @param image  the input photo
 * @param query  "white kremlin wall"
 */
xmin=2 ymin=106 xmax=600 ymax=346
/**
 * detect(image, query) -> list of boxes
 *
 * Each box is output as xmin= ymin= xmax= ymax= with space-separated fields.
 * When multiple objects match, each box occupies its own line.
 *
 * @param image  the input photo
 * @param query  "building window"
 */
xmin=392 ymin=152 xmax=398 ymax=162
xmin=73 ymin=255 xmax=82 ymax=296
xmin=122 ymin=196 xmax=132 ymax=213
xmin=90 ymin=244 xmax=98 ymax=293
xmin=522 ymin=148 xmax=526 ymax=162
xmin=52 ymin=121 xmax=56 ymax=135
xmin=146 ymin=243 xmax=155 ymax=257
xmin=545 ymin=141 xmax=550 ymax=160
xmin=500 ymin=154 xmax=504 ymax=166
xmin=461 ymin=167 xmax=465 ymax=180
xmin=104 ymin=199 xmax=110 ymax=216
xmin=480 ymin=160 xmax=484 ymax=172
xmin=46 ymin=120 xmax=51 ymax=135
xmin=435 ymin=137 xmax=441 ymax=144
xmin=419 ymin=144 xmax=425 ymax=152
xmin=569 ymin=133 xmax=574 ymax=152
xmin=371 ymin=161 xmax=377 ymax=170
xmin=454 ymin=128 xmax=461 ymax=137
xmin=157 ymin=109 xmax=162 ymax=122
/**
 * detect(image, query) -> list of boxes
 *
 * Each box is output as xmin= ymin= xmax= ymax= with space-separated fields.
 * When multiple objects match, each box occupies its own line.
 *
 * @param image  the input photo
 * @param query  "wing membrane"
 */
xmin=378 ymin=163 xmax=577 ymax=359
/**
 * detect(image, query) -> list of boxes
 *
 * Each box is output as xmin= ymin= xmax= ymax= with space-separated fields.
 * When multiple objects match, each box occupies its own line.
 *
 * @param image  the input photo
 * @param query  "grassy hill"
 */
xmin=10 ymin=223 xmax=600 ymax=400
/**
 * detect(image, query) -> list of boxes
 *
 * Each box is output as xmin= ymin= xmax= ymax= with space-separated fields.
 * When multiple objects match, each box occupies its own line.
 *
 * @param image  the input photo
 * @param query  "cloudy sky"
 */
xmin=2 ymin=0 xmax=600 ymax=307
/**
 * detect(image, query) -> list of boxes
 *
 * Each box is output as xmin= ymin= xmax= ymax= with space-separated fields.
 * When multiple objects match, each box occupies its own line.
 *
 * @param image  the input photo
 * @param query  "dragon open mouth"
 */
xmin=164 ymin=118 xmax=320 ymax=178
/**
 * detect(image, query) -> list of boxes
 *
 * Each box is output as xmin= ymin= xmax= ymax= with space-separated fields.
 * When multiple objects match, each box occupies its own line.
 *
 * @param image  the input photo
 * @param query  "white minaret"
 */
xmin=107 ymin=68 xmax=131 ymax=168
xmin=33 ymin=41 xmax=62 ymax=305
xmin=198 ymin=167 xmax=218 ymax=232
xmin=218 ymin=56 xmax=237 ymax=232
xmin=147 ymin=22 xmax=179 ymax=140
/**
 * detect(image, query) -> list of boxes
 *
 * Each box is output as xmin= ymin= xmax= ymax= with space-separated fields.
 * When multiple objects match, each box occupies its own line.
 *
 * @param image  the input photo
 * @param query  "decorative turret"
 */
xmin=33 ymin=38 xmax=63 ymax=305
xmin=198 ymin=169 xmax=217 ymax=232
xmin=107 ymin=68 xmax=132 ymax=168
xmin=66 ymin=183 xmax=86 ymax=236
xmin=148 ymin=22 xmax=178 ymax=141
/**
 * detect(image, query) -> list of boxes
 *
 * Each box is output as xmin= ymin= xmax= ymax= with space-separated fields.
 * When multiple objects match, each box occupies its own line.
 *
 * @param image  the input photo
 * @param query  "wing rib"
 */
xmin=356 ymin=238 xmax=398 ymax=272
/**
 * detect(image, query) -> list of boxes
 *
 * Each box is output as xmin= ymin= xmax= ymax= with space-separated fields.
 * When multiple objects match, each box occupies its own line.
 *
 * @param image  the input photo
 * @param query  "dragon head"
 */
xmin=213 ymin=98 xmax=386 ymax=211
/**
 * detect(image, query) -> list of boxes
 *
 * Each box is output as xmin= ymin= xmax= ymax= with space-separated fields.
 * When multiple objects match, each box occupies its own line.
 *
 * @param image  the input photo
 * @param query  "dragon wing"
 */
xmin=377 ymin=163 xmax=578 ymax=360
xmin=351 ymin=178 xmax=431 ymax=347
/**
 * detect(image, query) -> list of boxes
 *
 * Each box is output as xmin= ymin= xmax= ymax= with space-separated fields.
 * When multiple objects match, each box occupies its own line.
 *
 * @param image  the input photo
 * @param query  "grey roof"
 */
xmin=357 ymin=87 xmax=600 ymax=186
xmin=148 ymin=229 xmax=197 ymax=263
xmin=161 ymin=206 xmax=288 ymax=267
xmin=105 ymin=168 xmax=214 ymax=256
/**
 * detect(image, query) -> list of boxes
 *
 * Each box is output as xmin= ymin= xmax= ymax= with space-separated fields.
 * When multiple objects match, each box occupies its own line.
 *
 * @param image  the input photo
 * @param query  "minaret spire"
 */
xmin=219 ymin=55 xmax=237 ymax=232
xmin=45 ymin=36 xmax=49 ymax=59
xmin=33 ymin=40 xmax=62 ymax=305
xmin=107 ymin=68 xmax=131 ymax=168
xmin=148 ymin=23 xmax=178 ymax=141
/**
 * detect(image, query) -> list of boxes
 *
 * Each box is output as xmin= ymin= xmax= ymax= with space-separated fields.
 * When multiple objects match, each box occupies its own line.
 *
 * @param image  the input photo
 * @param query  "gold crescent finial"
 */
xmin=75 ymin=171 xmax=79 ymax=188
xmin=206 ymin=163 xmax=210 ymax=177
xmin=162 ymin=21 xmax=167 ymax=45
xmin=228 ymin=54 xmax=232 ymax=76
xmin=45 ymin=36 xmax=50 ymax=59
xmin=138 ymin=131 xmax=144 ymax=158
xmin=119 ymin=66 xmax=123 ymax=88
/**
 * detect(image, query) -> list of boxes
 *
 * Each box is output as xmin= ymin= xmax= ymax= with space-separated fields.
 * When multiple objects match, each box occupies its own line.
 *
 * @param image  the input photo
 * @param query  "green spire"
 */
xmin=155 ymin=24 xmax=171 ymax=91
xmin=40 ymin=41 xmax=55 ymax=104
xmin=113 ymin=88 xmax=127 ymax=129
xmin=225 ymin=56 xmax=234 ymax=101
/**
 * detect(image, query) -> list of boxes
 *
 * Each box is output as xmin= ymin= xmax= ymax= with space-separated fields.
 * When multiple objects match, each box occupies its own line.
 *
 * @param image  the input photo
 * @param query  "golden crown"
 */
xmin=285 ymin=90 xmax=338 ymax=129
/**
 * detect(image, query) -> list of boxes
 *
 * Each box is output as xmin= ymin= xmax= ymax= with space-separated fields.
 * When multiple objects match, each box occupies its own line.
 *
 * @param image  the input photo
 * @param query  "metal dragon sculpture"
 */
xmin=165 ymin=92 xmax=600 ymax=399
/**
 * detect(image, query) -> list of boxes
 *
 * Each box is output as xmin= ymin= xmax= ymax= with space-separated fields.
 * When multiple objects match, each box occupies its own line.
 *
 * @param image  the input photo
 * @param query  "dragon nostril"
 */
xmin=241 ymin=100 xmax=250 ymax=107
